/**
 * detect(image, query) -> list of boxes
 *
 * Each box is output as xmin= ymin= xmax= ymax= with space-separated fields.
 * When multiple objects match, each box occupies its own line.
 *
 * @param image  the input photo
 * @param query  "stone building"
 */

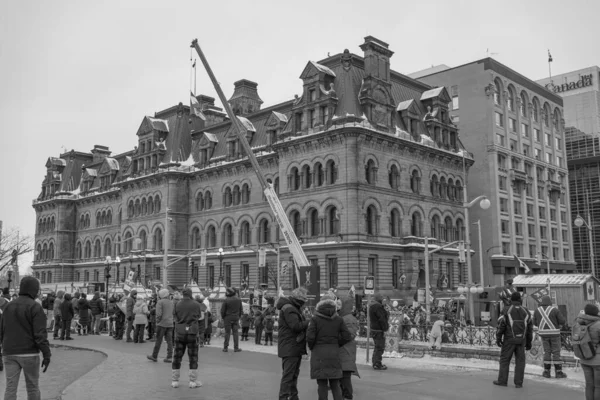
xmin=33 ymin=36 xmax=473 ymax=300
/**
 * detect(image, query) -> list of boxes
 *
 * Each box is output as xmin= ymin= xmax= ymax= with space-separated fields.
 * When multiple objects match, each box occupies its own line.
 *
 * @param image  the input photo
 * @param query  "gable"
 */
xmin=421 ymin=87 xmax=451 ymax=103
xmin=136 ymin=116 xmax=169 ymax=136
xmin=199 ymin=132 xmax=219 ymax=147
xmin=396 ymin=99 xmax=420 ymax=117
xmin=300 ymin=61 xmax=337 ymax=80
xmin=265 ymin=111 xmax=288 ymax=128
xmin=99 ymin=158 xmax=119 ymax=175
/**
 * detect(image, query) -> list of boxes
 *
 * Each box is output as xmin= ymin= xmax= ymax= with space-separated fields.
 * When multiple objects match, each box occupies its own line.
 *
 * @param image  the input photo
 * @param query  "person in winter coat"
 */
xmin=306 ymin=294 xmax=352 ymax=400
xmin=338 ymin=295 xmax=359 ymax=400
xmin=133 ymin=297 xmax=149 ymax=344
xmin=78 ymin=294 xmax=90 ymax=335
xmin=172 ymin=288 xmax=203 ymax=389
xmin=114 ymin=295 xmax=126 ymax=340
xmin=52 ymin=290 xmax=64 ymax=339
xmin=72 ymin=292 xmax=80 ymax=334
xmin=494 ymin=291 xmax=533 ymax=388
xmin=125 ymin=290 xmax=137 ymax=342
xmin=107 ymin=296 xmax=118 ymax=337
xmin=276 ymin=287 xmax=310 ymax=400
xmin=369 ymin=293 xmax=390 ymax=370
xmin=43 ymin=291 xmax=56 ymax=328
xmin=1 ymin=277 xmax=51 ymax=400
xmin=0 ymin=295 xmax=8 ymax=371
xmin=59 ymin=293 xmax=75 ymax=340
xmin=148 ymin=289 xmax=174 ymax=362
xmin=240 ymin=311 xmax=251 ymax=341
xmin=533 ymin=295 xmax=567 ymax=379
xmin=204 ymin=311 xmax=214 ymax=345
xmin=146 ymin=294 xmax=157 ymax=341
xmin=220 ymin=287 xmax=243 ymax=352
xmin=577 ymin=303 xmax=600 ymax=400
xmin=262 ymin=298 xmax=276 ymax=345
xmin=429 ymin=318 xmax=446 ymax=350
xmin=194 ymin=295 xmax=208 ymax=347
xmin=89 ymin=291 xmax=104 ymax=335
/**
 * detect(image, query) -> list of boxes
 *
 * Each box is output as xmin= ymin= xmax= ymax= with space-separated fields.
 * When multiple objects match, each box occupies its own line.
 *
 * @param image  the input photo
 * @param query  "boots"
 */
xmin=189 ymin=370 xmax=203 ymax=388
xmin=171 ymin=369 xmax=180 ymax=388
xmin=542 ymin=364 xmax=552 ymax=378
xmin=555 ymin=364 xmax=567 ymax=379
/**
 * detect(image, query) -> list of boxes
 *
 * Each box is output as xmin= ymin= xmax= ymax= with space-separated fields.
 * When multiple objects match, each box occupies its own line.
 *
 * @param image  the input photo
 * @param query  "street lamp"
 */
xmin=217 ymin=247 xmax=224 ymax=285
xmin=457 ymin=283 xmax=484 ymax=323
xmin=7 ymin=266 xmax=13 ymax=292
xmin=575 ymin=214 xmax=596 ymax=277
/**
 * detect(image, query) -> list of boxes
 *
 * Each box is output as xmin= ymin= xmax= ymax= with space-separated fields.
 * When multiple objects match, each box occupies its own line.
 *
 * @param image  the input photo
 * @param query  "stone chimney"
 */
xmin=228 ymin=79 xmax=263 ymax=116
xmin=195 ymin=94 xmax=228 ymax=126
xmin=360 ymin=36 xmax=394 ymax=83
xmin=90 ymin=145 xmax=111 ymax=163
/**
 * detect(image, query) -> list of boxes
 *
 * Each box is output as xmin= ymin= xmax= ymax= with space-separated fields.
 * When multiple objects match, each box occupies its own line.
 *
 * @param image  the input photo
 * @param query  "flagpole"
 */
xmin=548 ymin=49 xmax=553 ymax=79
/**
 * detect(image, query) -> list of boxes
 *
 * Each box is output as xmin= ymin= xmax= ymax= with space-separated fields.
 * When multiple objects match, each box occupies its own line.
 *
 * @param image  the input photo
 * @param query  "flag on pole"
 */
xmin=513 ymin=254 xmax=531 ymax=274
xmin=190 ymin=92 xmax=206 ymax=121
xmin=548 ymin=50 xmax=553 ymax=63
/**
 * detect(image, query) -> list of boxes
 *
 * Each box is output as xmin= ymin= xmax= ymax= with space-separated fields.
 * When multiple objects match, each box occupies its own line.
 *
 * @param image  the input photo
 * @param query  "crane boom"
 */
xmin=191 ymin=39 xmax=309 ymax=281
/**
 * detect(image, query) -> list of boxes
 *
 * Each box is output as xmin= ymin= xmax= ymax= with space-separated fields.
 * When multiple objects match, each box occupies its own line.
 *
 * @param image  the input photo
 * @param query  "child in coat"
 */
xmin=253 ymin=309 xmax=263 ymax=345
xmin=263 ymin=314 xmax=275 ymax=346
xmin=203 ymin=311 xmax=214 ymax=345
xmin=240 ymin=311 xmax=251 ymax=341
xmin=133 ymin=298 xmax=149 ymax=343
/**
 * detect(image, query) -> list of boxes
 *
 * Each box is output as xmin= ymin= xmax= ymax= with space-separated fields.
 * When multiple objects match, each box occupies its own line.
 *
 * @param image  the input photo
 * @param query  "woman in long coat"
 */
xmin=78 ymin=293 xmax=90 ymax=335
xmin=306 ymin=296 xmax=352 ymax=400
xmin=338 ymin=295 xmax=359 ymax=400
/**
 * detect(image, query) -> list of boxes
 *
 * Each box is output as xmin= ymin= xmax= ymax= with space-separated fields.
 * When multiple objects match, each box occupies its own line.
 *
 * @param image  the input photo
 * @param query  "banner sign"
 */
xmin=299 ymin=265 xmax=320 ymax=305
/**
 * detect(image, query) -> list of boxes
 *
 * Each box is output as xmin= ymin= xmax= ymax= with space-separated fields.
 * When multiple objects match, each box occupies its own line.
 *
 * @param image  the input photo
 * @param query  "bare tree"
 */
xmin=267 ymin=263 xmax=278 ymax=289
xmin=0 ymin=227 xmax=34 ymax=274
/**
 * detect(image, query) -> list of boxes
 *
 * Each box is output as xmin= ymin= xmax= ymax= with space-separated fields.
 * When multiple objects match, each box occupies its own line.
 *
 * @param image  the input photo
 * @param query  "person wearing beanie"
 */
xmin=171 ymin=287 xmax=203 ymax=389
xmin=577 ymin=303 xmax=600 ymax=398
xmin=369 ymin=292 xmax=390 ymax=370
xmin=494 ymin=291 xmax=533 ymax=388
xmin=125 ymin=290 xmax=137 ymax=342
xmin=1 ymin=276 xmax=51 ymax=399
xmin=276 ymin=287 xmax=310 ymax=400
xmin=220 ymin=287 xmax=243 ymax=352
xmin=534 ymin=295 xmax=567 ymax=379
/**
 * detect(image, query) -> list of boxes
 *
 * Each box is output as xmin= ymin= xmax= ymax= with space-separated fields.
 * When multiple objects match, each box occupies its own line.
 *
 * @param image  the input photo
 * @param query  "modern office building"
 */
xmin=32 ymin=36 xmax=473 ymax=300
xmin=416 ymin=58 xmax=576 ymax=287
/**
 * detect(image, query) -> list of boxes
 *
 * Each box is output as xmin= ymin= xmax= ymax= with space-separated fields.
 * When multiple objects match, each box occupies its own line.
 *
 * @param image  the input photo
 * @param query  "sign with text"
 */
xmin=545 ymin=74 xmax=593 ymax=93
xmin=299 ymin=265 xmax=320 ymax=305
xmin=528 ymin=287 xmax=550 ymax=304
xmin=364 ymin=276 xmax=375 ymax=295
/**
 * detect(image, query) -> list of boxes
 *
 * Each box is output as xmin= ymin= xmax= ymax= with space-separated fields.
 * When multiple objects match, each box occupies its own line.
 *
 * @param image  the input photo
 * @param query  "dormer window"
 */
xmin=321 ymin=106 xmax=329 ymax=125
xmin=309 ymin=89 xmax=316 ymax=102
xmin=140 ymin=142 xmax=145 ymax=153
xmin=309 ymin=109 xmax=316 ymax=128
xmin=268 ymin=130 xmax=277 ymax=146
xmin=295 ymin=112 xmax=303 ymax=132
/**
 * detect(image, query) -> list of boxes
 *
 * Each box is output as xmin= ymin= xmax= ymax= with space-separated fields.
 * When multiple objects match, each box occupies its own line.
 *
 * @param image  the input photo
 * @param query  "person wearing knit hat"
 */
xmin=276 ymin=286 xmax=310 ymax=400
xmin=577 ymin=303 xmax=600 ymax=397
xmin=534 ymin=295 xmax=567 ymax=379
xmin=494 ymin=290 xmax=533 ymax=388
xmin=220 ymin=287 xmax=243 ymax=353
xmin=147 ymin=289 xmax=174 ymax=363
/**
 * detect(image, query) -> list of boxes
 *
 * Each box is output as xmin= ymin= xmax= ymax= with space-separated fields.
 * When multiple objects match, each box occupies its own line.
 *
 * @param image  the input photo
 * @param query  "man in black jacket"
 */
xmin=1 ymin=276 xmax=51 ymax=399
xmin=276 ymin=287 xmax=310 ymax=400
xmin=494 ymin=291 xmax=533 ymax=388
xmin=220 ymin=287 xmax=243 ymax=352
xmin=369 ymin=293 xmax=390 ymax=370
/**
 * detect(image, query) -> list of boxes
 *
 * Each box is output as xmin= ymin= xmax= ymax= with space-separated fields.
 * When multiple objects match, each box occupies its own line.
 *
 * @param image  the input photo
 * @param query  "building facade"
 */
xmin=33 ymin=37 xmax=474 ymax=300
xmin=417 ymin=58 xmax=576 ymax=287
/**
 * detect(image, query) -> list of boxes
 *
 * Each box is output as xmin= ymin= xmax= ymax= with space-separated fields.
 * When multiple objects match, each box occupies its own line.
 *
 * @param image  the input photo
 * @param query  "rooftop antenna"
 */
xmin=486 ymin=48 xmax=499 ymax=57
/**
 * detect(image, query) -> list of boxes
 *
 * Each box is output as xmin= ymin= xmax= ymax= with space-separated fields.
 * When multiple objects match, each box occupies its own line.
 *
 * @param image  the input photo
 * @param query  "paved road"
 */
xmin=0 ymin=345 xmax=106 ymax=400
xmin=59 ymin=335 xmax=583 ymax=400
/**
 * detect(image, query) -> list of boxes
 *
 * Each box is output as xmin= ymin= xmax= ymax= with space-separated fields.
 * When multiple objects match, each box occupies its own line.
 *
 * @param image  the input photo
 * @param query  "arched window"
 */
xmin=390 ymin=209 xmax=401 ymax=237
xmin=366 ymin=206 xmax=377 ymax=235
xmin=49 ymin=243 xmax=54 ymax=260
xmin=139 ymin=230 xmax=147 ymax=250
xmin=274 ymin=178 xmax=280 ymax=195
xmin=115 ymin=235 xmax=121 ymax=256
xmin=431 ymin=215 xmax=441 ymax=240
xmin=104 ymin=238 xmax=112 ymax=257
xmin=107 ymin=210 xmax=112 ymax=225
xmin=38 ymin=219 xmax=42 ymax=233
xmin=96 ymin=212 xmax=100 ymax=227
xmin=233 ymin=185 xmax=241 ymax=206
xmin=259 ymin=219 xmax=270 ymax=243
xmin=154 ymin=195 xmax=161 ymax=212
xmin=224 ymin=187 xmax=232 ymax=207
xmin=191 ymin=227 xmax=200 ymax=249
xmin=154 ymin=229 xmax=163 ymax=251
xmin=196 ymin=192 xmax=204 ymax=211
xmin=85 ymin=241 xmax=92 ymax=258
xmin=85 ymin=214 xmax=90 ymax=228
xmin=128 ymin=201 xmax=134 ymax=218
xmin=543 ymin=104 xmax=550 ymax=127
xmin=410 ymin=170 xmax=421 ymax=194
xmin=455 ymin=180 xmax=463 ymax=201
xmin=507 ymin=86 xmax=515 ymax=111
xmin=447 ymin=179 xmax=455 ymax=200
xmin=76 ymin=242 xmax=82 ymax=260
xmin=326 ymin=160 xmax=337 ymax=184
xmin=365 ymin=160 xmax=376 ymax=184
xmin=240 ymin=221 xmax=251 ymax=245
xmin=124 ymin=232 xmax=132 ymax=253
xmin=494 ymin=79 xmax=502 ymax=105
xmin=430 ymin=175 xmax=439 ymax=197
xmin=308 ymin=208 xmax=319 ymax=237
xmin=223 ymin=224 xmax=233 ymax=246
xmin=141 ymin=198 xmax=147 ymax=215
xmin=135 ymin=199 xmax=141 ymax=217
xmin=553 ymin=109 xmax=561 ymax=131
xmin=411 ymin=212 xmax=422 ymax=237
xmin=314 ymin=163 xmax=324 ymax=187
xmin=291 ymin=211 xmax=302 ymax=236
xmin=51 ymin=216 xmax=55 ymax=230
xmin=532 ymin=98 xmax=540 ymax=122
xmin=291 ymin=167 xmax=300 ymax=191
xmin=205 ymin=192 xmax=212 ymax=209
xmin=207 ymin=226 xmax=216 ymax=248
xmin=389 ymin=165 xmax=400 ymax=189
xmin=140 ymin=142 xmax=146 ymax=153
xmin=520 ymin=92 xmax=527 ymax=117
xmin=302 ymin=165 xmax=312 ymax=189
xmin=439 ymin=177 xmax=447 ymax=200
xmin=102 ymin=211 xmax=107 ymax=226
xmin=444 ymin=217 xmax=453 ymax=242
xmin=327 ymin=206 xmax=339 ymax=235
xmin=242 ymin=183 xmax=250 ymax=204
xmin=94 ymin=239 xmax=101 ymax=258
xmin=456 ymin=218 xmax=465 ymax=241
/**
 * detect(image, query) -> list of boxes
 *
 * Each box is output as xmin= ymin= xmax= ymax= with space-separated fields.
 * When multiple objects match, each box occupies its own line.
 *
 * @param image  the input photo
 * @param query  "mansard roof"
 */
xmin=137 ymin=116 xmax=169 ymax=136
xmin=421 ymin=86 xmax=451 ymax=103
xmin=45 ymin=157 xmax=66 ymax=168
xmin=300 ymin=61 xmax=337 ymax=79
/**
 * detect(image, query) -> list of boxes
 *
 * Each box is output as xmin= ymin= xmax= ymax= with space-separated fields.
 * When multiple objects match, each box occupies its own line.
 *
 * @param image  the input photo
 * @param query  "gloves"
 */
xmin=42 ymin=358 xmax=51 ymax=373
xmin=496 ymin=339 xmax=503 ymax=347
xmin=526 ymin=343 xmax=532 ymax=351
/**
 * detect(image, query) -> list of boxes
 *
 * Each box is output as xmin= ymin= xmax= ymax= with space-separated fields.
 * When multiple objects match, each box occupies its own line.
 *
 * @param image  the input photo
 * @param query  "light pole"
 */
xmin=104 ymin=256 xmax=112 ymax=316
xmin=462 ymin=194 xmax=491 ymax=322
xmin=473 ymin=220 xmax=485 ymax=286
xmin=217 ymin=247 xmax=224 ymax=285
xmin=423 ymin=238 xmax=462 ymax=321
xmin=162 ymin=207 xmax=171 ymax=287
xmin=7 ymin=266 xmax=13 ymax=292
xmin=457 ymin=283 xmax=485 ymax=323
xmin=575 ymin=214 xmax=596 ymax=277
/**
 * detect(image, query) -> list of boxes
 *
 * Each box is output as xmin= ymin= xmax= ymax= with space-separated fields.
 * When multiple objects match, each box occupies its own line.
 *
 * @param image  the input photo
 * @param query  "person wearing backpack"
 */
xmin=493 ymin=291 xmax=533 ymax=389
xmin=534 ymin=295 xmax=567 ymax=379
xmin=575 ymin=303 xmax=600 ymax=400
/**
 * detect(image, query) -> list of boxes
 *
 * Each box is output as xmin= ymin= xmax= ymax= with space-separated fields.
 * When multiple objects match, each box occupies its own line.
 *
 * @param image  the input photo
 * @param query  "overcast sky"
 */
xmin=1 ymin=0 xmax=598 ymax=274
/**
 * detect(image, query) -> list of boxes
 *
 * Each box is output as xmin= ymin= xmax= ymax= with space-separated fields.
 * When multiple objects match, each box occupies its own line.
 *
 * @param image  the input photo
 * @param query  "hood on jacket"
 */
xmin=64 ymin=293 xmax=72 ymax=302
xmin=158 ymin=289 xmax=170 ymax=299
xmin=315 ymin=299 xmax=337 ymax=319
xmin=18 ymin=276 xmax=40 ymax=300
xmin=540 ymin=295 xmax=552 ymax=306
xmin=277 ymin=296 xmax=304 ymax=311
xmin=56 ymin=290 xmax=65 ymax=299
xmin=78 ymin=297 xmax=87 ymax=305
xmin=578 ymin=312 xmax=600 ymax=326
xmin=73 ymin=292 xmax=80 ymax=299
xmin=92 ymin=291 xmax=100 ymax=300
xmin=338 ymin=295 xmax=353 ymax=317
